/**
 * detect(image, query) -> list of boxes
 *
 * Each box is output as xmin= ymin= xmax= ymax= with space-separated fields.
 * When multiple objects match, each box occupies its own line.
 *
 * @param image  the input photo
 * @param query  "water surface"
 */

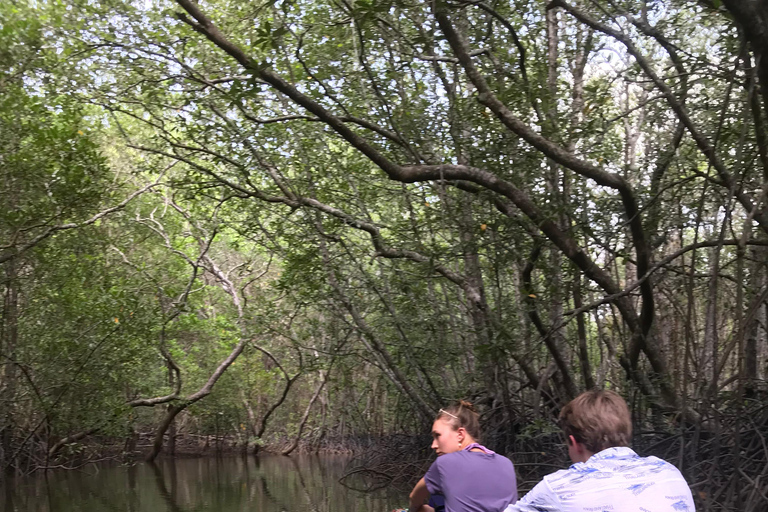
xmin=2 ymin=455 xmax=406 ymax=511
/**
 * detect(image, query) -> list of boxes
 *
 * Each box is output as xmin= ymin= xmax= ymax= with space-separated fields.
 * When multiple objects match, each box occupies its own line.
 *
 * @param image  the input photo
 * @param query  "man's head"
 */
xmin=559 ymin=390 xmax=632 ymax=458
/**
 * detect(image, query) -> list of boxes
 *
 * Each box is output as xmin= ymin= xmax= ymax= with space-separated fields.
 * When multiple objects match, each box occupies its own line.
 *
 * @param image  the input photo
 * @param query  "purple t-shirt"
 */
xmin=424 ymin=450 xmax=518 ymax=512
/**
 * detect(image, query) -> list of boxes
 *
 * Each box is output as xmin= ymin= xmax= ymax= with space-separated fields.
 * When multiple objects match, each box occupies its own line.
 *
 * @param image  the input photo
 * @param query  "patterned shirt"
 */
xmin=504 ymin=447 xmax=695 ymax=512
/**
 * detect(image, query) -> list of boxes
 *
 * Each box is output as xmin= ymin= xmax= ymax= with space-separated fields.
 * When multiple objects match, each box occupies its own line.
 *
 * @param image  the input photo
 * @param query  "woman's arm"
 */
xmin=409 ymin=477 xmax=431 ymax=512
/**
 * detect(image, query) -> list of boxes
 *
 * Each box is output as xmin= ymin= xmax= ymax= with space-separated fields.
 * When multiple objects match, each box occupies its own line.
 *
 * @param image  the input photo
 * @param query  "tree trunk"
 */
xmin=1 ymin=258 xmax=19 ymax=474
xmin=144 ymin=333 xmax=249 ymax=462
xmin=48 ymin=426 xmax=101 ymax=460
xmin=573 ymin=273 xmax=595 ymax=390
xmin=318 ymin=239 xmax=435 ymax=422
xmin=146 ymin=404 xmax=184 ymax=462
xmin=282 ymin=369 xmax=330 ymax=456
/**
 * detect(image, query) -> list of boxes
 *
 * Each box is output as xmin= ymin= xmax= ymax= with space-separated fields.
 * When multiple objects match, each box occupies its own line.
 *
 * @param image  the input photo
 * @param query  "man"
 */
xmin=505 ymin=390 xmax=695 ymax=512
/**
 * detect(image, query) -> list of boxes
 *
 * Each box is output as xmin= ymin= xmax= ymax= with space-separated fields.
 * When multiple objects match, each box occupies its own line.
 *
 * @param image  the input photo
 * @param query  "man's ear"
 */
xmin=567 ymin=435 xmax=593 ymax=463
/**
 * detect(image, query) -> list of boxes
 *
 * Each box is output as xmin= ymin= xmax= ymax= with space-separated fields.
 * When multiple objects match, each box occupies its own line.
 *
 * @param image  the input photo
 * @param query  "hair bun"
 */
xmin=458 ymin=399 xmax=476 ymax=412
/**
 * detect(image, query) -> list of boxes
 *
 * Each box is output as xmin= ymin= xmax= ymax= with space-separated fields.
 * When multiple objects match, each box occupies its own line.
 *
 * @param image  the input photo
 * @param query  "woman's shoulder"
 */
xmin=431 ymin=450 xmax=473 ymax=469
xmin=440 ymin=449 xmax=514 ymax=466
xmin=469 ymin=450 xmax=516 ymax=473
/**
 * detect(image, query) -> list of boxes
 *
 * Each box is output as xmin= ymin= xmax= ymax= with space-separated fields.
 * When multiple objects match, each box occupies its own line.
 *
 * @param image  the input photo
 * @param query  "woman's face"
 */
xmin=431 ymin=418 xmax=464 ymax=456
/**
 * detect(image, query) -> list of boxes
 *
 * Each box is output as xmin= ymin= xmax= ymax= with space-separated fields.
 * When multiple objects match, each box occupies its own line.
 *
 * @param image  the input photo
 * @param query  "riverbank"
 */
xmin=6 ymin=415 xmax=763 ymax=512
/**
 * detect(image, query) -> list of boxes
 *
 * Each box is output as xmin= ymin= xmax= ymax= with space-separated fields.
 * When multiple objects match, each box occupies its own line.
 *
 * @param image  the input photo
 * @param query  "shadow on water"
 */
xmin=149 ymin=461 xmax=182 ymax=512
xmin=1 ymin=455 xmax=404 ymax=511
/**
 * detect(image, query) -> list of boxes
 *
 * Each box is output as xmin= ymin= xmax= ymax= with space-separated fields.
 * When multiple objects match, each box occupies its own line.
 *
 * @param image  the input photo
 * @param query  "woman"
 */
xmin=406 ymin=401 xmax=518 ymax=512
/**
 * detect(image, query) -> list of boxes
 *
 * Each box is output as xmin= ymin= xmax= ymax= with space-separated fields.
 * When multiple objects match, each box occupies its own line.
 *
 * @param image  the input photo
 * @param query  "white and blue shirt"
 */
xmin=504 ymin=447 xmax=695 ymax=512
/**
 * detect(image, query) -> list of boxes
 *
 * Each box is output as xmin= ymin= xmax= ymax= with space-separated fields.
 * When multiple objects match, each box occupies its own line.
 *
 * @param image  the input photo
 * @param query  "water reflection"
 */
xmin=2 ymin=455 xmax=405 ymax=512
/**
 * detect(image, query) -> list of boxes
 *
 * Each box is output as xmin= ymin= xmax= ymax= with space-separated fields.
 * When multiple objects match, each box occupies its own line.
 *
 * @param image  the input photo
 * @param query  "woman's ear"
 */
xmin=456 ymin=427 xmax=467 ymax=441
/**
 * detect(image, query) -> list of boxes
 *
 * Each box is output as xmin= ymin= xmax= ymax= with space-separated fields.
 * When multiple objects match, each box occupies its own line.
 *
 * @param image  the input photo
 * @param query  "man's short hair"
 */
xmin=558 ymin=390 xmax=632 ymax=454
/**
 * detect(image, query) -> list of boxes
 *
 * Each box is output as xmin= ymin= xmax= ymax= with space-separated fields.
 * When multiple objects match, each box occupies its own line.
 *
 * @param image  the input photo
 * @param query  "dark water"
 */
xmin=2 ymin=455 xmax=406 ymax=511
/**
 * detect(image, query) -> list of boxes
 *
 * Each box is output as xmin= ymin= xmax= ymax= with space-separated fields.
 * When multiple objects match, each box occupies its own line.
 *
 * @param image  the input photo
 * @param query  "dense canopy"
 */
xmin=2 ymin=0 xmax=768 ymax=509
